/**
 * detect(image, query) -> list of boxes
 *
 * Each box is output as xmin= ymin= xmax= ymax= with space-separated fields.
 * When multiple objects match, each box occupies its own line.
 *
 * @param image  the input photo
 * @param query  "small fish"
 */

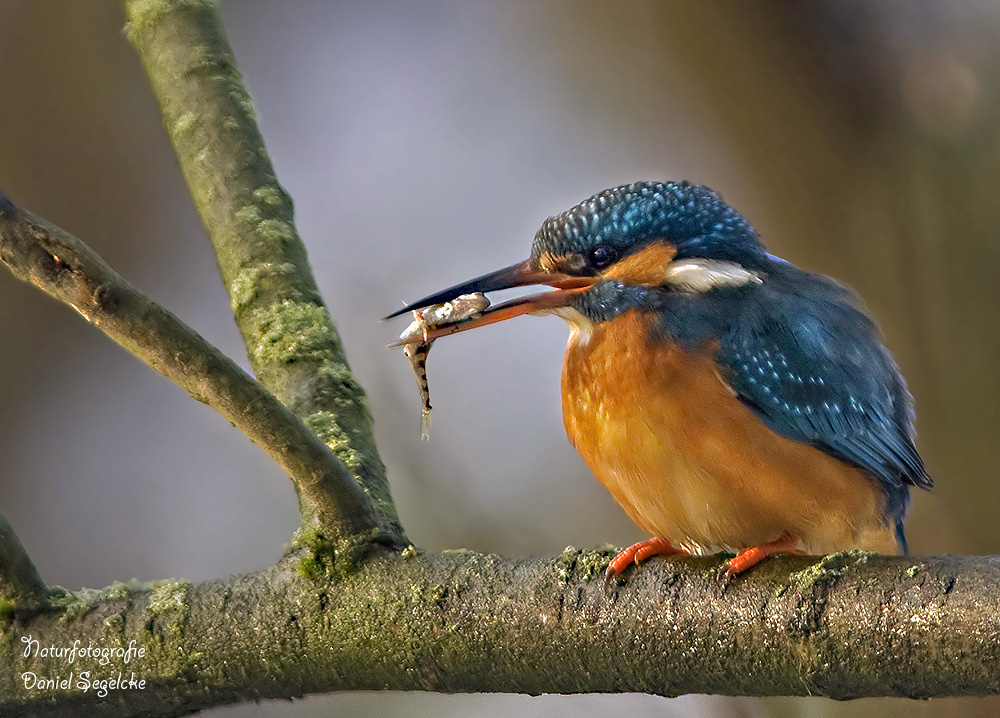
xmin=399 ymin=292 xmax=491 ymax=440
xmin=403 ymin=340 xmax=434 ymax=440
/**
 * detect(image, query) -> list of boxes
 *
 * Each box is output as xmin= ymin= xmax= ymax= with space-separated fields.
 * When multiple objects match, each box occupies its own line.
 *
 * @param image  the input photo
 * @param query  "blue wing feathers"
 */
xmin=654 ymin=262 xmax=931 ymax=525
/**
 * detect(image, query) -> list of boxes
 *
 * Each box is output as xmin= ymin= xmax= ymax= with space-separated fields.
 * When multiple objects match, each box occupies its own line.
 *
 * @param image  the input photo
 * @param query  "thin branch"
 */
xmin=122 ymin=0 xmax=404 ymax=539
xmin=1 ymin=550 xmax=998 ymax=716
xmin=0 ymin=513 xmax=47 ymax=614
xmin=0 ymin=193 xmax=381 ymax=543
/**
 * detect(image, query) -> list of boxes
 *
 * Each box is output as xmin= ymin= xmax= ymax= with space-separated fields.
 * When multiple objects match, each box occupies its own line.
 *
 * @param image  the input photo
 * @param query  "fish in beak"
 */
xmin=384 ymin=259 xmax=593 ymax=344
xmin=386 ymin=258 xmax=594 ymax=439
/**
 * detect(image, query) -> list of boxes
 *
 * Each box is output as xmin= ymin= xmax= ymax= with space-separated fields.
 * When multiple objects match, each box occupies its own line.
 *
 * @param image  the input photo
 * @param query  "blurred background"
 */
xmin=1 ymin=1 xmax=998 ymax=716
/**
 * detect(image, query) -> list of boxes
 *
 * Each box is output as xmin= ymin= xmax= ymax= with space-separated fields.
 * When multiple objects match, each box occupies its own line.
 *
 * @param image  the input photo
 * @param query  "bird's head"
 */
xmin=385 ymin=181 xmax=769 ymax=338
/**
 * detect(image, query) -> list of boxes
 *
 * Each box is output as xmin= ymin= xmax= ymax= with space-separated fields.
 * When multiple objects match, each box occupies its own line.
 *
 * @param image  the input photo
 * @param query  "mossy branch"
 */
xmin=0 ymin=514 xmax=47 ymax=617
xmin=1 ymin=550 xmax=999 ymax=716
xmin=122 ymin=0 xmax=403 ymax=539
xmin=0 ymin=193 xmax=381 ymax=544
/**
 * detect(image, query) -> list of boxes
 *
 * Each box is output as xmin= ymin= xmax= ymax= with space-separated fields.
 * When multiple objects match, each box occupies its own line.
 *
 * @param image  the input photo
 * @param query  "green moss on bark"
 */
xmin=124 ymin=0 xmax=404 ymax=539
xmin=4 ymin=552 xmax=1000 ymax=715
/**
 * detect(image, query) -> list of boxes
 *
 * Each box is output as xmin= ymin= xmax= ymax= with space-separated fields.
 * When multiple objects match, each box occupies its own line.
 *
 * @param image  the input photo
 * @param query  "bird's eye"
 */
xmin=587 ymin=244 xmax=619 ymax=270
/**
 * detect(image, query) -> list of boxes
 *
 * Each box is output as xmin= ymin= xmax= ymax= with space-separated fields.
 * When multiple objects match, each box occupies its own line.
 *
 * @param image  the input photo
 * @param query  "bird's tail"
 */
xmin=895 ymin=521 xmax=909 ymax=556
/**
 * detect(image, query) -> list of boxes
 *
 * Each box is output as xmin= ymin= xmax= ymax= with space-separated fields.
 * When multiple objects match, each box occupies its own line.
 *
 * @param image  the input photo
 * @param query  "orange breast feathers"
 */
xmin=559 ymin=309 xmax=899 ymax=556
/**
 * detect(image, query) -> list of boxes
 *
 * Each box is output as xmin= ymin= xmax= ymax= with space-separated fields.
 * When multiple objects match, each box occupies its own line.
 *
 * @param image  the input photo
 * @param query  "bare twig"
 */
xmin=0 ymin=513 xmax=47 ymax=614
xmin=122 ymin=0 xmax=404 ymax=538
xmin=0 ymin=193 xmax=382 ymax=543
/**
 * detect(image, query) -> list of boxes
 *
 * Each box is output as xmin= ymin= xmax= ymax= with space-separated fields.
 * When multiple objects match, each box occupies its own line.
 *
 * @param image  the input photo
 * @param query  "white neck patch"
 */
xmin=663 ymin=258 xmax=762 ymax=293
xmin=547 ymin=305 xmax=595 ymax=346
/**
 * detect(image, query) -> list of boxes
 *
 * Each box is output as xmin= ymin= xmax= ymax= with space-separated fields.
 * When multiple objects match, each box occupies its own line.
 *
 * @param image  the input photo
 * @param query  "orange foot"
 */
xmin=725 ymin=533 xmax=805 ymax=576
xmin=605 ymin=538 xmax=688 ymax=582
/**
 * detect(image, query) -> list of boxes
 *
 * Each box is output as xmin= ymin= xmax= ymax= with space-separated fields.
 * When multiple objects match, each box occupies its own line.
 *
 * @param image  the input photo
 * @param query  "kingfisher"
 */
xmin=386 ymin=181 xmax=932 ymax=578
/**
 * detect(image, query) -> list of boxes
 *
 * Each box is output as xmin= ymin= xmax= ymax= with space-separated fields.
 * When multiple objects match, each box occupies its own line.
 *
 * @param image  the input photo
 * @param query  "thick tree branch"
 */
xmin=122 ymin=0 xmax=403 ymax=538
xmin=1 ymin=550 xmax=998 ymax=716
xmin=0 ymin=194 xmax=381 ymax=543
xmin=0 ymin=514 xmax=47 ymax=616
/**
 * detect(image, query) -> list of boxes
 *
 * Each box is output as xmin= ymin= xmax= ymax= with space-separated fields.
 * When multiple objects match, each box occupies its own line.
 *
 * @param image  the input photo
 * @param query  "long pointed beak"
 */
xmin=384 ymin=258 xmax=594 ymax=341
xmin=384 ymin=259 xmax=588 ymax=319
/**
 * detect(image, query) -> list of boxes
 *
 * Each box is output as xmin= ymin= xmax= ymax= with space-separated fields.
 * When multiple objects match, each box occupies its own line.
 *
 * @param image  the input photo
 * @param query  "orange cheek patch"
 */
xmin=535 ymin=251 xmax=559 ymax=273
xmin=601 ymin=241 xmax=676 ymax=286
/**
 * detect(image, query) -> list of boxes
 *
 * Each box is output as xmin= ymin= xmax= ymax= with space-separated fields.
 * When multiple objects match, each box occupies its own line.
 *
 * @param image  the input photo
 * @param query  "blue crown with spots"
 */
xmin=531 ymin=181 xmax=768 ymax=269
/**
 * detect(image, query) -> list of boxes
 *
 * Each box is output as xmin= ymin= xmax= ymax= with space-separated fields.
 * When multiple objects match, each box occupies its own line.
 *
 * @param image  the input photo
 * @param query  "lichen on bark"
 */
xmin=124 ymin=0 xmax=403 ymax=539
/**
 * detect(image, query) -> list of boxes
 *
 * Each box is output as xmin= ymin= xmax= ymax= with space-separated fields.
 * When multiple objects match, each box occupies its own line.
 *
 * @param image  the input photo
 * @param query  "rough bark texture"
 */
xmin=122 ymin=0 xmax=403 ymax=539
xmin=2 ymin=550 xmax=999 ymax=717
xmin=0 ymin=515 xmax=48 ymax=618
xmin=0 ymin=195 xmax=379 ymax=543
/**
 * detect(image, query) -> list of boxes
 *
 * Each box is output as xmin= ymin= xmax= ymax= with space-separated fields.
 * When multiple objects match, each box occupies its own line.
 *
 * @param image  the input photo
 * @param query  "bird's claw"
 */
xmin=603 ymin=538 xmax=688 ymax=587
